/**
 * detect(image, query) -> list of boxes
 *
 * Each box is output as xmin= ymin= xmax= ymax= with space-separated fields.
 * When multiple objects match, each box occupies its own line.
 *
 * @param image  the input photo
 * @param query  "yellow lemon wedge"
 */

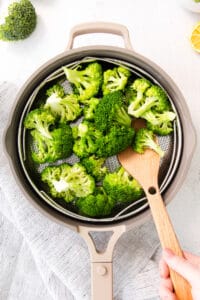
xmin=190 ymin=22 xmax=200 ymax=52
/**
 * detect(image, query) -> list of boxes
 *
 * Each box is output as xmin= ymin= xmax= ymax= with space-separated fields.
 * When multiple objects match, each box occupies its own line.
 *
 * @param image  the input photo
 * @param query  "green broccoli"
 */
xmin=63 ymin=62 xmax=102 ymax=102
xmin=81 ymin=155 xmax=108 ymax=181
xmin=128 ymin=83 xmax=170 ymax=118
xmin=142 ymin=110 xmax=176 ymax=135
xmin=45 ymin=84 xmax=82 ymax=122
xmin=41 ymin=163 xmax=95 ymax=202
xmin=102 ymin=65 xmax=131 ymax=95
xmin=76 ymin=187 xmax=115 ymax=217
xmin=30 ymin=123 xmax=74 ymax=163
xmin=83 ymin=98 xmax=100 ymax=121
xmin=24 ymin=108 xmax=56 ymax=140
xmin=94 ymin=91 xmax=132 ymax=131
xmin=0 ymin=0 xmax=37 ymax=41
xmin=103 ymin=167 xmax=143 ymax=204
xmin=131 ymin=77 xmax=152 ymax=100
xmin=133 ymin=128 xmax=164 ymax=157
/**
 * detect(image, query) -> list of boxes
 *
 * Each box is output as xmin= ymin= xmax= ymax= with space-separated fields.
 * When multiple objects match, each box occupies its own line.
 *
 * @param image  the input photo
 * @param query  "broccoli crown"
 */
xmin=103 ymin=167 xmax=143 ymax=203
xmin=94 ymin=91 xmax=132 ymax=131
xmin=76 ymin=187 xmax=115 ymax=217
xmin=81 ymin=155 xmax=107 ymax=182
xmin=45 ymin=91 xmax=82 ymax=123
xmin=30 ymin=124 xmax=74 ymax=163
xmin=0 ymin=0 xmax=37 ymax=41
xmin=41 ymin=163 xmax=95 ymax=202
xmin=102 ymin=66 xmax=131 ymax=95
xmin=46 ymin=84 xmax=65 ymax=98
xmin=142 ymin=110 xmax=176 ymax=135
xmin=24 ymin=108 xmax=56 ymax=139
xmin=96 ymin=125 xmax=135 ymax=158
xmin=83 ymin=98 xmax=100 ymax=121
xmin=63 ymin=62 xmax=102 ymax=102
xmin=132 ymin=78 xmax=152 ymax=100
xmin=133 ymin=128 xmax=164 ymax=157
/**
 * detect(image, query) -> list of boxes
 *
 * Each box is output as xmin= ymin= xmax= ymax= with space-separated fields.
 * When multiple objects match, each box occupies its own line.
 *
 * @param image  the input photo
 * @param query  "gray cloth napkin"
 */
xmin=0 ymin=82 xmax=161 ymax=300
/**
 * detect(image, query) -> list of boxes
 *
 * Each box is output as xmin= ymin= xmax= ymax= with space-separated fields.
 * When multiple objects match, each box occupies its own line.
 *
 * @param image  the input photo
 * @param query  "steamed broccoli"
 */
xmin=81 ymin=155 xmax=108 ymax=181
xmin=128 ymin=82 xmax=170 ymax=118
xmin=0 ymin=0 xmax=37 ymax=41
xmin=63 ymin=62 xmax=102 ymax=102
xmin=41 ymin=163 xmax=95 ymax=202
xmin=24 ymin=108 xmax=56 ymax=140
xmin=30 ymin=124 xmax=74 ymax=163
xmin=45 ymin=84 xmax=82 ymax=122
xmin=83 ymin=98 xmax=100 ymax=121
xmin=102 ymin=66 xmax=131 ymax=95
xmin=133 ymin=128 xmax=164 ymax=157
xmin=94 ymin=91 xmax=132 ymax=131
xmin=131 ymin=78 xmax=151 ymax=100
xmin=76 ymin=187 xmax=115 ymax=217
xmin=142 ymin=110 xmax=176 ymax=135
xmin=103 ymin=167 xmax=143 ymax=204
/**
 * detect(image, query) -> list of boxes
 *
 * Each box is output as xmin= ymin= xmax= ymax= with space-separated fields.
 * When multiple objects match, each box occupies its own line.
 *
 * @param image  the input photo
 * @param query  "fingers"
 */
xmin=163 ymin=248 xmax=200 ymax=287
xmin=183 ymin=251 xmax=200 ymax=266
xmin=159 ymin=278 xmax=177 ymax=300
xmin=159 ymin=257 xmax=170 ymax=278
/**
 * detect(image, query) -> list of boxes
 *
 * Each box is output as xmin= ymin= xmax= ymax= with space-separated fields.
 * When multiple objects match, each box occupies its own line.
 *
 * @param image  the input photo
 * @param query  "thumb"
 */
xmin=163 ymin=248 xmax=200 ymax=287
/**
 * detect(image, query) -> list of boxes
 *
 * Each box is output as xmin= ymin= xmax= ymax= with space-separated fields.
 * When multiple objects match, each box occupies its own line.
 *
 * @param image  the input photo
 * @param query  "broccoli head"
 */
xmin=131 ymin=78 xmax=152 ymax=100
xmin=94 ymin=91 xmax=132 ymax=131
xmin=63 ymin=62 xmax=102 ymax=102
xmin=133 ymin=128 xmax=164 ymax=157
xmin=24 ymin=108 xmax=56 ymax=140
xmin=102 ymin=65 xmax=131 ymax=95
xmin=45 ymin=84 xmax=82 ymax=123
xmin=30 ymin=123 xmax=74 ymax=163
xmin=76 ymin=187 xmax=115 ymax=217
xmin=41 ymin=163 xmax=95 ymax=202
xmin=83 ymin=98 xmax=100 ymax=121
xmin=0 ymin=0 xmax=37 ymax=41
xmin=142 ymin=110 xmax=176 ymax=135
xmin=81 ymin=155 xmax=108 ymax=182
xmin=103 ymin=167 xmax=143 ymax=204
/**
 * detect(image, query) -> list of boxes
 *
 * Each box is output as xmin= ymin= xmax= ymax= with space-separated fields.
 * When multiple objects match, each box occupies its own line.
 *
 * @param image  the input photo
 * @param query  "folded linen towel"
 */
xmin=0 ymin=82 xmax=161 ymax=300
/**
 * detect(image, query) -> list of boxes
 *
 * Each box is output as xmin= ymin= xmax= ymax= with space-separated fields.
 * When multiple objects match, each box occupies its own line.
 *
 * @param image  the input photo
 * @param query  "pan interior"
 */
xmin=18 ymin=57 xmax=182 ymax=224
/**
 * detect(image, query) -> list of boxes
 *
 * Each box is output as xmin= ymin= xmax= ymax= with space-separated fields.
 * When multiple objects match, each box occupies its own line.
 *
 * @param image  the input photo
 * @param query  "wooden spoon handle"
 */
xmin=146 ymin=189 xmax=192 ymax=300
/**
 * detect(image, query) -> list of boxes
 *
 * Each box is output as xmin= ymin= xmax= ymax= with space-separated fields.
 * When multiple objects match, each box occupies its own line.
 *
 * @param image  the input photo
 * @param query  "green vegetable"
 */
xmin=83 ymin=98 xmax=100 ymax=121
xmin=102 ymin=66 xmax=131 ymax=95
xmin=133 ymin=128 xmax=164 ymax=157
xmin=76 ymin=187 xmax=115 ymax=217
xmin=0 ymin=0 xmax=37 ymax=41
xmin=94 ymin=90 xmax=132 ymax=132
xmin=45 ymin=84 xmax=82 ymax=123
xmin=81 ymin=155 xmax=108 ymax=181
xmin=41 ymin=163 xmax=95 ymax=202
xmin=103 ymin=167 xmax=143 ymax=204
xmin=63 ymin=62 xmax=103 ymax=102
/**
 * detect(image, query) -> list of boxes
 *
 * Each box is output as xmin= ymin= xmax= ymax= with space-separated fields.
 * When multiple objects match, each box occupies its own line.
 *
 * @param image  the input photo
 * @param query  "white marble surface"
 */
xmin=0 ymin=0 xmax=200 ymax=299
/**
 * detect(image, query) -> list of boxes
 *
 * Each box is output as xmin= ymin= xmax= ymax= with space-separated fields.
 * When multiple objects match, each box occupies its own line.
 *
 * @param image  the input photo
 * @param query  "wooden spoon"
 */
xmin=118 ymin=132 xmax=192 ymax=300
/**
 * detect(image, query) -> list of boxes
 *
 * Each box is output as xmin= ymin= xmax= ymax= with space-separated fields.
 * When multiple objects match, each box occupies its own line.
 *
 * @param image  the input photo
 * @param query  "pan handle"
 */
xmin=66 ymin=22 xmax=133 ymax=50
xmin=78 ymin=225 xmax=126 ymax=300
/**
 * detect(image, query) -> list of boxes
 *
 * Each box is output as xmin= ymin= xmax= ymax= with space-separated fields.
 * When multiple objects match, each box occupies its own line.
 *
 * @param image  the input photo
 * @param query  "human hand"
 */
xmin=159 ymin=248 xmax=200 ymax=300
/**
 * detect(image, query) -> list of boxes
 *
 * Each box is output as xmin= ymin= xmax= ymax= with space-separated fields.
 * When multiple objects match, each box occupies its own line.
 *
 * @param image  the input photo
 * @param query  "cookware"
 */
xmin=4 ymin=22 xmax=196 ymax=300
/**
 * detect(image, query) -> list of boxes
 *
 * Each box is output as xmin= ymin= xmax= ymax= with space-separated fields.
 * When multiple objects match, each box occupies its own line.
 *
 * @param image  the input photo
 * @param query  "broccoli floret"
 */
xmin=131 ymin=78 xmax=152 ymax=100
xmin=128 ymin=83 xmax=170 ymax=118
xmin=133 ymin=128 xmax=164 ymax=157
xmin=94 ymin=91 xmax=132 ymax=131
xmin=76 ymin=187 xmax=115 ymax=217
xmin=83 ymin=98 xmax=100 ymax=121
xmin=142 ymin=110 xmax=176 ymax=135
xmin=41 ymin=163 xmax=95 ymax=202
xmin=102 ymin=66 xmax=131 ymax=95
xmin=30 ymin=124 xmax=74 ymax=163
xmin=96 ymin=125 xmax=135 ymax=158
xmin=24 ymin=108 xmax=56 ymax=139
xmin=81 ymin=155 xmax=108 ymax=181
xmin=103 ymin=167 xmax=143 ymax=204
xmin=45 ymin=85 xmax=82 ymax=123
xmin=63 ymin=62 xmax=102 ymax=102
xmin=73 ymin=122 xmax=103 ymax=158
xmin=0 ymin=0 xmax=37 ymax=41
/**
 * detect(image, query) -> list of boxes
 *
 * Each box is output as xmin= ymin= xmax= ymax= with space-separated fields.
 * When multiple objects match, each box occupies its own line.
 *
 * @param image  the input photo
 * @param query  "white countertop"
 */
xmin=0 ymin=0 xmax=200 ymax=299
